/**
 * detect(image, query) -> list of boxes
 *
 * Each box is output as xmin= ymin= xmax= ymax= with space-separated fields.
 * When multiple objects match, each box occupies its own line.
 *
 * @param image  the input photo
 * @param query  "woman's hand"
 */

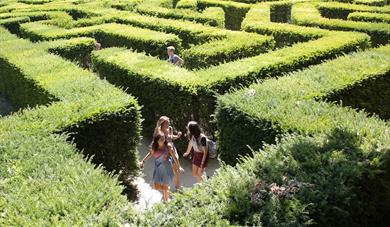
xmin=139 ymin=161 xmax=144 ymax=168
xmin=183 ymin=152 xmax=190 ymax=158
xmin=177 ymin=131 xmax=182 ymax=138
xmin=179 ymin=166 xmax=185 ymax=174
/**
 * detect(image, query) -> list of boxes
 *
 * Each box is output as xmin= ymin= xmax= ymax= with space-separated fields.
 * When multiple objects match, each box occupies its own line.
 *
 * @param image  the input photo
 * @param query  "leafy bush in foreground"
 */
xmin=140 ymin=129 xmax=390 ymax=226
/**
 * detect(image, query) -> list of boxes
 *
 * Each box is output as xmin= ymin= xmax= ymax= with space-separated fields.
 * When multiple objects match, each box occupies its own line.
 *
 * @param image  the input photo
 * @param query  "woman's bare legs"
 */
xmin=161 ymin=184 xmax=170 ymax=203
xmin=192 ymin=164 xmax=203 ymax=182
xmin=197 ymin=167 xmax=205 ymax=182
xmin=172 ymin=162 xmax=180 ymax=189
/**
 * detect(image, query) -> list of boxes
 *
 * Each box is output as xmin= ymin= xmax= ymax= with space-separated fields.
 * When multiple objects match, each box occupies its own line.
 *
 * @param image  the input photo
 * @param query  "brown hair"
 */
xmin=187 ymin=121 xmax=202 ymax=143
xmin=153 ymin=116 xmax=170 ymax=138
xmin=152 ymin=132 xmax=167 ymax=152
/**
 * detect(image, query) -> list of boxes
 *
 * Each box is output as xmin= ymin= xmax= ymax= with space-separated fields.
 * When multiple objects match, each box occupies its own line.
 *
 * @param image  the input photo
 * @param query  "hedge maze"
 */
xmin=0 ymin=0 xmax=389 ymax=225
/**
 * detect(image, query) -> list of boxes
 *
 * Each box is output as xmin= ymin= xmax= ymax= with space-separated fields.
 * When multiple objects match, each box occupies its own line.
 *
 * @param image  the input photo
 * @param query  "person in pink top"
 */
xmin=140 ymin=133 xmax=182 ymax=202
xmin=153 ymin=116 xmax=184 ymax=190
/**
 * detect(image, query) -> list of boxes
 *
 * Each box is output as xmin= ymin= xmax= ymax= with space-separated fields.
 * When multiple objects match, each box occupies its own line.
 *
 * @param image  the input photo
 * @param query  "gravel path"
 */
xmin=134 ymin=137 xmax=221 ymax=211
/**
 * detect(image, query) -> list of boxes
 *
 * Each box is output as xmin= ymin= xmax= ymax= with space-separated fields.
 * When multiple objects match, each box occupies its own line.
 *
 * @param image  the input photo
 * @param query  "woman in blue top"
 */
xmin=140 ymin=132 xmax=182 ymax=202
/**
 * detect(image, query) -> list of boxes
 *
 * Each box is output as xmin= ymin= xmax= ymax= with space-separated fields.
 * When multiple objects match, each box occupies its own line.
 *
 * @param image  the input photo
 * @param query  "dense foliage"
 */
xmin=0 ymin=0 xmax=389 ymax=225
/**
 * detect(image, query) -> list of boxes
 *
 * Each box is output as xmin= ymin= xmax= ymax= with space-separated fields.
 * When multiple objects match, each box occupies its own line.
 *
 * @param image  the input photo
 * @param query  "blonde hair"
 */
xmin=153 ymin=116 xmax=170 ymax=138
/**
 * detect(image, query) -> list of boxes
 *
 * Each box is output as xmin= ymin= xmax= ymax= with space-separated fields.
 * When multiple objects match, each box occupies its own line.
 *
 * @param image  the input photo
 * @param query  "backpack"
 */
xmin=206 ymin=138 xmax=218 ymax=159
xmin=192 ymin=135 xmax=218 ymax=159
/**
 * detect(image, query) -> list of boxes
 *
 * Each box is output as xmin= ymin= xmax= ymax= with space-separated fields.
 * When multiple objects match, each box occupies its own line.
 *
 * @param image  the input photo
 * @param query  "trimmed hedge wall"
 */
xmin=202 ymin=7 xmax=225 ymax=28
xmin=324 ymin=71 xmax=390 ymax=120
xmin=91 ymin=47 xmax=207 ymax=131
xmin=92 ymin=30 xmax=369 ymax=133
xmin=216 ymin=44 xmax=390 ymax=165
xmin=19 ymin=21 xmax=181 ymax=58
xmin=348 ymin=11 xmax=390 ymax=23
xmin=0 ymin=15 xmax=30 ymax=33
xmin=317 ymin=2 xmax=390 ymax=19
xmin=270 ymin=2 xmax=292 ymax=23
xmin=197 ymin=0 xmax=251 ymax=30
xmin=242 ymin=3 xmax=327 ymax=47
xmin=41 ymin=37 xmax=96 ymax=67
xmin=182 ymin=31 xmax=275 ymax=69
xmin=292 ymin=2 xmax=390 ymax=45
xmin=176 ymin=0 xmax=197 ymax=9
xmin=195 ymin=31 xmax=369 ymax=92
xmin=136 ymin=3 xmax=224 ymax=27
xmin=0 ymin=27 xmax=141 ymax=224
xmin=110 ymin=11 xmax=223 ymax=45
xmin=18 ymin=0 xmax=52 ymax=4
xmin=354 ymin=0 xmax=387 ymax=6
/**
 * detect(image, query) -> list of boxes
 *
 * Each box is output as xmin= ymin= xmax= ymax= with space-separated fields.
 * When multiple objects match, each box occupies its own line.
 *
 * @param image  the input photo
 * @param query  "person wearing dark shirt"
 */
xmin=167 ymin=46 xmax=184 ymax=66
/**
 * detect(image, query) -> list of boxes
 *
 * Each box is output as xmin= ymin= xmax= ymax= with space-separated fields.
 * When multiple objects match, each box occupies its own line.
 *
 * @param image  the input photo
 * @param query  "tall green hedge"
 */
xmin=317 ymin=2 xmax=390 ymax=19
xmin=91 ymin=47 xmax=205 ymax=131
xmin=92 ymin=30 xmax=369 ymax=133
xmin=19 ymin=21 xmax=181 ymax=58
xmin=216 ymin=44 xmax=390 ymax=165
xmin=0 ymin=27 xmax=141 ymax=224
xmin=292 ymin=2 xmax=390 ymax=46
xmin=176 ymin=0 xmax=197 ymax=9
xmin=242 ymin=3 xmax=327 ymax=47
xmin=136 ymin=3 xmax=224 ymax=27
xmin=354 ymin=0 xmax=387 ymax=6
xmin=348 ymin=11 xmax=390 ymax=23
xmin=41 ymin=37 xmax=95 ymax=66
xmin=182 ymin=31 xmax=275 ymax=69
xmin=197 ymin=0 xmax=250 ymax=30
xmin=270 ymin=2 xmax=292 ymax=23
xmin=0 ymin=16 xmax=30 ymax=34
xmin=110 ymin=11 xmax=222 ymax=45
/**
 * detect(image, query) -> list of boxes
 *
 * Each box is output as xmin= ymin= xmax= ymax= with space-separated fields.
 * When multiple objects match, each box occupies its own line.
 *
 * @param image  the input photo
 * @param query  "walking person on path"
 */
xmin=183 ymin=121 xmax=209 ymax=182
xmin=153 ymin=116 xmax=184 ymax=191
xmin=139 ymin=133 xmax=182 ymax=203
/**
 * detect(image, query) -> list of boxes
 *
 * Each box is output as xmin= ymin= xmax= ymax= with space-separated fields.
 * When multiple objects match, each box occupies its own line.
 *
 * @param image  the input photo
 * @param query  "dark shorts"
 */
xmin=193 ymin=151 xmax=208 ymax=168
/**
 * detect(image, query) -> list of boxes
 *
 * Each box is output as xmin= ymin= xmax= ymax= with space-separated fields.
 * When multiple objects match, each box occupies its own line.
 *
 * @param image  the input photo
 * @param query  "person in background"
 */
xmin=85 ymin=42 xmax=101 ymax=69
xmin=94 ymin=42 xmax=101 ymax=51
xmin=139 ymin=133 xmax=182 ymax=203
xmin=154 ymin=116 xmax=184 ymax=191
xmin=183 ymin=121 xmax=208 ymax=182
xmin=167 ymin=46 xmax=184 ymax=66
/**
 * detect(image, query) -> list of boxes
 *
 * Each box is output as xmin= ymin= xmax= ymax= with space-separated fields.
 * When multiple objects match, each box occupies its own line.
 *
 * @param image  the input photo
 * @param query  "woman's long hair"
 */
xmin=187 ymin=121 xmax=202 ymax=144
xmin=153 ymin=116 xmax=169 ymax=138
xmin=152 ymin=132 xmax=167 ymax=152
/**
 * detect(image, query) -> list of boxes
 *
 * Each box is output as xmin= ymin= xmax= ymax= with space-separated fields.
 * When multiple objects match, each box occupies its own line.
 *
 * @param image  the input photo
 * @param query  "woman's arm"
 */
xmin=200 ymin=137 xmax=208 ymax=169
xmin=169 ymin=146 xmax=181 ymax=167
xmin=183 ymin=141 xmax=193 ymax=158
xmin=201 ymin=146 xmax=207 ymax=168
xmin=169 ymin=126 xmax=182 ymax=141
xmin=139 ymin=149 xmax=152 ymax=168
